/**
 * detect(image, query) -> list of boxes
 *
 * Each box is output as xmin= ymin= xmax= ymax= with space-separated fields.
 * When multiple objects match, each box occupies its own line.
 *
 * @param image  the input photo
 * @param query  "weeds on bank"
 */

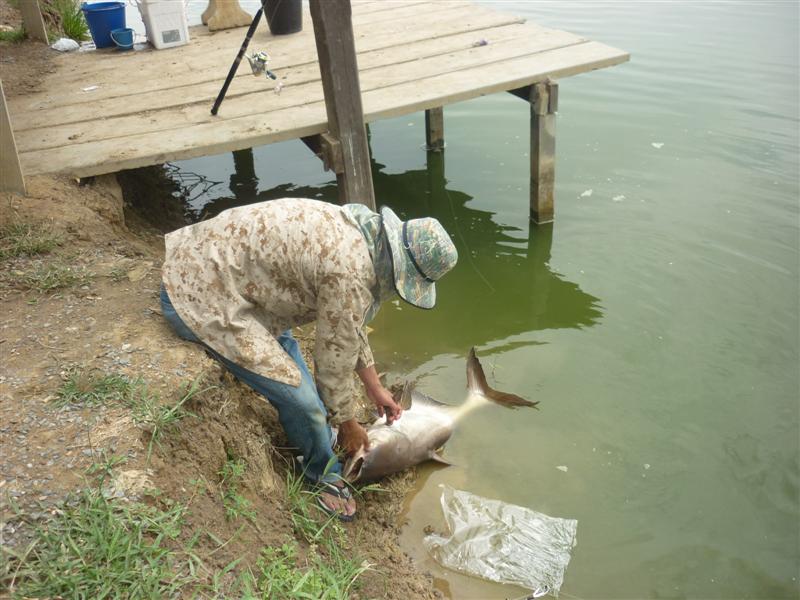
xmin=42 ymin=0 xmax=89 ymax=41
xmin=246 ymin=538 xmax=370 ymax=600
xmin=0 ymin=221 xmax=62 ymax=259
xmin=273 ymin=465 xmax=373 ymax=598
xmin=129 ymin=377 xmax=211 ymax=462
xmin=0 ymin=26 xmax=25 ymax=43
xmin=5 ymin=476 xmax=192 ymax=598
xmin=219 ymin=453 xmax=256 ymax=522
xmin=55 ymin=368 xmax=138 ymax=407
xmin=13 ymin=263 xmax=92 ymax=292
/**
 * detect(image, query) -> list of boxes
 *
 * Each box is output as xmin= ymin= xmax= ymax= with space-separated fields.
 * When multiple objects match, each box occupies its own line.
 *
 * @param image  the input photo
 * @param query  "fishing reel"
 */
xmin=246 ymin=51 xmax=277 ymax=80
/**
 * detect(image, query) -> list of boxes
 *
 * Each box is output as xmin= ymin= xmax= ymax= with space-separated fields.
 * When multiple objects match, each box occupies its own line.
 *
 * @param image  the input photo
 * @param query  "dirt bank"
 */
xmin=0 ymin=13 xmax=437 ymax=598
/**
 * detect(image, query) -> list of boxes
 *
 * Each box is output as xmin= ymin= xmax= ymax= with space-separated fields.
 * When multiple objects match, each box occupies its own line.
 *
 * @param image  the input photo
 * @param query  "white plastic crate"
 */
xmin=137 ymin=0 xmax=189 ymax=49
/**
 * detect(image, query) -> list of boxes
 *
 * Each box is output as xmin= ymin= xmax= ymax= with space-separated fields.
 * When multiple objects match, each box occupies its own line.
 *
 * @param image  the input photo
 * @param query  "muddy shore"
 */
xmin=0 ymin=10 xmax=437 ymax=597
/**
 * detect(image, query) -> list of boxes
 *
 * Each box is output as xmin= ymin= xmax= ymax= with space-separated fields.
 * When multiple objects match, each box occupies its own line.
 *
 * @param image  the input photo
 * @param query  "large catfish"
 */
xmin=343 ymin=347 xmax=537 ymax=482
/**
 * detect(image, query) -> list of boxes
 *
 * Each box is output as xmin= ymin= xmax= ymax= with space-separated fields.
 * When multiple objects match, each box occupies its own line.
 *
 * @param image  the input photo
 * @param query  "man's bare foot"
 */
xmin=318 ymin=480 xmax=356 ymax=521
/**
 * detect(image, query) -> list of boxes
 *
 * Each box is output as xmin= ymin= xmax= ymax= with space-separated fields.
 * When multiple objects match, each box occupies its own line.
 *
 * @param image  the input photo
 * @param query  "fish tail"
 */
xmin=466 ymin=347 xmax=538 ymax=409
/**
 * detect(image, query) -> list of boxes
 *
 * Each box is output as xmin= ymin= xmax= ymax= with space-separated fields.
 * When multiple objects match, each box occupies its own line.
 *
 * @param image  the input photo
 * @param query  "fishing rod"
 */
xmin=210 ymin=0 xmax=269 ymax=116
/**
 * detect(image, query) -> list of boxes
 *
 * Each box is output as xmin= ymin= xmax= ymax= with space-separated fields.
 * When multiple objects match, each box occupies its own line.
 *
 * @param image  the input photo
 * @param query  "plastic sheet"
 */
xmin=423 ymin=485 xmax=578 ymax=596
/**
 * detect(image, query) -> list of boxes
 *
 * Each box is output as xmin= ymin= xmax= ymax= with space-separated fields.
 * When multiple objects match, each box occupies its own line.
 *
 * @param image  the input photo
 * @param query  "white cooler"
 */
xmin=137 ymin=0 xmax=189 ymax=49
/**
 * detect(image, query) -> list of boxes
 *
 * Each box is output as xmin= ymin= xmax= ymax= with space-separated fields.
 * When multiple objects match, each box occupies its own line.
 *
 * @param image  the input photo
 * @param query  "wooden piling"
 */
xmin=19 ymin=0 xmax=48 ymax=43
xmin=0 ymin=80 xmax=26 ymax=194
xmin=425 ymin=107 xmax=445 ymax=151
xmin=309 ymin=0 xmax=375 ymax=209
xmin=529 ymin=80 xmax=558 ymax=224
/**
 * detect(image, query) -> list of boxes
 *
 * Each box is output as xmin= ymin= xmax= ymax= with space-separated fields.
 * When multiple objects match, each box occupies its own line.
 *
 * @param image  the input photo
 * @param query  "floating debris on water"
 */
xmin=579 ymin=189 xmax=593 ymax=198
xmin=556 ymin=465 xmax=568 ymax=472
xmin=651 ymin=142 xmax=664 ymax=149
xmin=613 ymin=195 xmax=626 ymax=202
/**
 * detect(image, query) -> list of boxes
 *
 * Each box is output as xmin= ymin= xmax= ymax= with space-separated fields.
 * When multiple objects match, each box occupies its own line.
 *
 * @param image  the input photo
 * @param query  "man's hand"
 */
xmin=338 ymin=418 xmax=369 ymax=457
xmin=366 ymin=383 xmax=403 ymax=425
xmin=357 ymin=364 xmax=404 ymax=425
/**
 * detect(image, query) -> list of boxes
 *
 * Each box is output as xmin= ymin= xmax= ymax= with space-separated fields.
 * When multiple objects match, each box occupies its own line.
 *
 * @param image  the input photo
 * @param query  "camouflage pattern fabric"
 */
xmin=162 ymin=198 xmax=376 ymax=425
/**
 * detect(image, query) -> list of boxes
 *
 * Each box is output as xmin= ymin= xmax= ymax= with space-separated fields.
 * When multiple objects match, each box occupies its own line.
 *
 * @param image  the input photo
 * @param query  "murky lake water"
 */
xmin=154 ymin=1 xmax=799 ymax=597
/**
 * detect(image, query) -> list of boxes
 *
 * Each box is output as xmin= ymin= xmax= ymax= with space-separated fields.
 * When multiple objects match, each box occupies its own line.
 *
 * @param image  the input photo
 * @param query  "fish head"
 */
xmin=342 ymin=444 xmax=369 ymax=482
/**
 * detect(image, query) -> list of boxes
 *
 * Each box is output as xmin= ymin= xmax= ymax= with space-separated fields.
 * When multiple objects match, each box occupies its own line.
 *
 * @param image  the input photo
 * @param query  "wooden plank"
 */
xmin=529 ymin=81 xmax=557 ymax=224
xmin=360 ymin=41 xmax=628 ymax=122
xmin=19 ymin=0 xmax=48 ymax=43
xmin=15 ymin=28 xmax=583 ymax=151
xmin=0 ymin=80 xmax=26 ymax=194
xmin=351 ymin=1 xmax=429 ymax=16
xmin=425 ymin=107 xmax=444 ymax=151
xmin=11 ymin=2 xmax=524 ymax=114
xmin=24 ymin=1 xmax=492 ymax=93
xmin=310 ymin=0 xmax=375 ymax=208
xmin=11 ymin=18 xmax=538 ymax=133
xmin=350 ymin=1 xmax=472 ymax=26
xmin=17 ymin=41 xmax=628 ymax=177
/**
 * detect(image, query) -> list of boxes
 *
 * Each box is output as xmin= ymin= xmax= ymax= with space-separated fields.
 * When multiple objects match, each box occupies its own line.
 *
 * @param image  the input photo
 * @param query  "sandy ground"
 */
xmin=0 ymin=5 xmax=438 ymax=596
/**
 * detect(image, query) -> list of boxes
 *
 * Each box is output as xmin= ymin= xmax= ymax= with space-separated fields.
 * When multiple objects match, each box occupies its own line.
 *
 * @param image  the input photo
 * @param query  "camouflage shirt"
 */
xmin=162 ymin=198 xmax=376 ymax=425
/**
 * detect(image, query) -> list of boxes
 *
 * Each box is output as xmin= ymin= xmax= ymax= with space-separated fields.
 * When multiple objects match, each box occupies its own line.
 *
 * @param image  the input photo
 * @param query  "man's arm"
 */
xmin=357 ymin=364 xmax=403 ymax=425
xmin=338 ymin=365 xmax=403 ymax=458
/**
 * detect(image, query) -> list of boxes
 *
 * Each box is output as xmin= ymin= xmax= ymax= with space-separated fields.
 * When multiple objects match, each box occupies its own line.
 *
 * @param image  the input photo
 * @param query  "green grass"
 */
xmin=219 ymin=454 xmax=256 ymax=522
xmin=55 ymin=368 xmax=137 ymax=407
xmin=0 ymin=221 xmax=62 ymax=259
xmin=285 ymin=463 xmax=339 ymax=543
xmin=5 ymin=486 xmax=194 ymax=598
xmin=249 ymin=539 xmax=370 ymax=600
xmin=107 ymin=266 xmax=127 ymax=282
xmin=3 ymin=374 xmax=373 ymax=598
xmin=0 ymin=26 xmax=25 ymax=43
xmin=274 ymin=465 xmax=372 ymax=599
xmin=12 ymin=263 xmax=92 ymax=292
xmin=129 ymin=376 xmax=212 ymax=462
xmin=47 ymin=0 xmax=89 ymax=41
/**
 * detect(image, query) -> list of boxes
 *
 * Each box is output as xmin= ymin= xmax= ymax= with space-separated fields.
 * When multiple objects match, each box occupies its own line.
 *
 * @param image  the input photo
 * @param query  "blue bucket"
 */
xmin=81 ymin=2 xmax=126 ymax=49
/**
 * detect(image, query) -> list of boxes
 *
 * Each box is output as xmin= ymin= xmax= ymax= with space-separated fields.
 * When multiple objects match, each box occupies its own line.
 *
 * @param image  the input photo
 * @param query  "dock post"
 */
xmin=425 ymin=107 xmax=445 ymax=151
xmin=310 ymin=0 xmax=375 ymax=210
xmin=0 ymin=80 xmax=26 ymax=195
xmin=19 ymin=0 xmax=48 ymax=43
xmin=529 ymin=80 xmax=558 ymax=224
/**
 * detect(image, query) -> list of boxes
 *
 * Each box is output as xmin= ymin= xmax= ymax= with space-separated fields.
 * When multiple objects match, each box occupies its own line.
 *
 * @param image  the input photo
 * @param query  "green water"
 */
xmin=170 ymin=1 xmax=799 ymax=597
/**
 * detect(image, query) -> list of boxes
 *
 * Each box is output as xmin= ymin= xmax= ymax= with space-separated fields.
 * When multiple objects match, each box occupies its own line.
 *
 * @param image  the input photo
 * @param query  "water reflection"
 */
xmin=177 ymin=147 xmax=602 ymax=370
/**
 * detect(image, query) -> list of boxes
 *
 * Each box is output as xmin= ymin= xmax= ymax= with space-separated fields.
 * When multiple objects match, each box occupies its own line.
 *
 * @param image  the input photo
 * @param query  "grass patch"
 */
xmin=285 ymin=464 xmax=338 ymax=543
xmin=219 ymin=453 xmax=256 ymax=522
xmin=249 ymin=539 xmax=370 ymax=600
xmin=44 ymin=0 xmax=89 ymax=41
xmin=0 ymin=26 xmax=25 ymax=43
xmin=12 ymin=263 xmax=92 ymax=292
xmin=5 ymin=486 xmax=194 ymax=598
xmin=107 ymin=265 xmax=127 ymax=282
xmin=272 ymin=466 xmax=373 ymax=598
xmin=0 ymin=221 xmax=62 ymax=259
xmin=129 ymin=377 xmax=212 ymax=462
xmin=55 ymin=368 xmax=137 ymax=407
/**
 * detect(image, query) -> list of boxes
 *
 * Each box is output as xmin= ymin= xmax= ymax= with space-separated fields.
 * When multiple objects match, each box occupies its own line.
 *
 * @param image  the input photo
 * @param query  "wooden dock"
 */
xmin=3 ymin=0 xmax=628 ymax=220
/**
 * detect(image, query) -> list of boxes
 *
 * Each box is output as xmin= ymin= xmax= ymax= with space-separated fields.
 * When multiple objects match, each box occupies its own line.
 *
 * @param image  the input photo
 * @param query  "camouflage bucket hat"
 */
xmin=380 ymin=206 xmax=458 ymax=309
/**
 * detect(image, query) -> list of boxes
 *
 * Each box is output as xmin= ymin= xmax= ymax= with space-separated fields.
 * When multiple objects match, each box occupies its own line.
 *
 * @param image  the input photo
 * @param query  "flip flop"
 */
xmin=316 ymin=481 xmax=356 ymax=522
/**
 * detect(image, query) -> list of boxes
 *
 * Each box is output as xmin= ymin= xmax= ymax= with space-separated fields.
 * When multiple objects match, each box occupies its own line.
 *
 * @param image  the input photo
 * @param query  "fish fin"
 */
xmin=466 ymin=347 xmax=538 ymax=409
xmin=429 ymin=451 xmax=454 ymax=466
xmin=395 ymin=380 xmax=415 ymax=411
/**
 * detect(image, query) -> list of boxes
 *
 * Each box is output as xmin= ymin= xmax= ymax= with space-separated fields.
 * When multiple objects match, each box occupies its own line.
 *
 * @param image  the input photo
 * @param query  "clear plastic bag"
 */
xmin=423 ymin=485 xmax=578 ymax=596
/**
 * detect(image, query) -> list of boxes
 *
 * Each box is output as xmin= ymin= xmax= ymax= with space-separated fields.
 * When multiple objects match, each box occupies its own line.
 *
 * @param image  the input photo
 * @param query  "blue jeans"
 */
xmin=160 ymin=285 xmax=341 ymax=484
